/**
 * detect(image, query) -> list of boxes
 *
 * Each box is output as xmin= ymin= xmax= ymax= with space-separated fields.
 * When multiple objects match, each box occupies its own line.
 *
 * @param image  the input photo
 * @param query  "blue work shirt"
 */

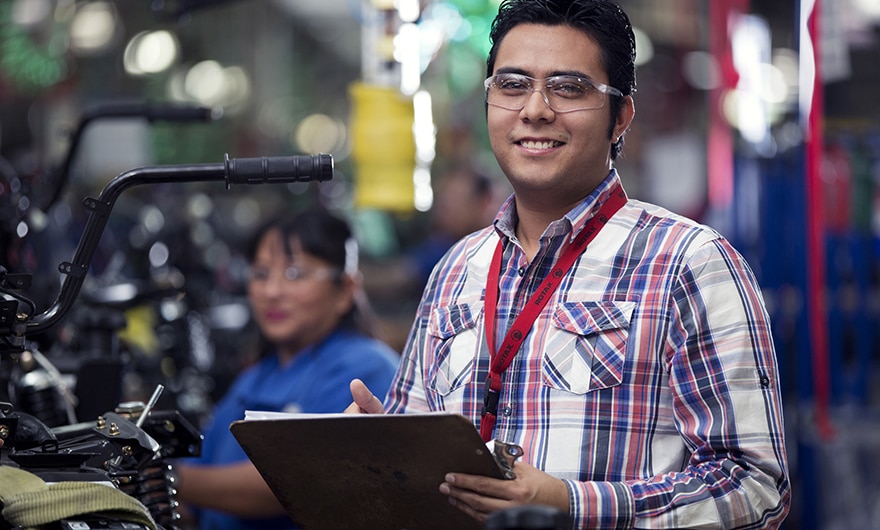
xmin=190 ymin=328 xmax=399 ymax=530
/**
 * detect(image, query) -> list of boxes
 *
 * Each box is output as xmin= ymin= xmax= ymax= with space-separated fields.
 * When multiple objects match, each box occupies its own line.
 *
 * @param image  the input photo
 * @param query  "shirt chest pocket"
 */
xmin=426 ymin=302 xmax=481 ymax=396
xmin=542 ymin=300 xmax=636 ymax=394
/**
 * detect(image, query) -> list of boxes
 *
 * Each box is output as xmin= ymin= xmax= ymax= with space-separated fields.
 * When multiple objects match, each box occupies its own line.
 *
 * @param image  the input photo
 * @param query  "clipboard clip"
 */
xmin=492 ymin=440 xmax=523 ymax=480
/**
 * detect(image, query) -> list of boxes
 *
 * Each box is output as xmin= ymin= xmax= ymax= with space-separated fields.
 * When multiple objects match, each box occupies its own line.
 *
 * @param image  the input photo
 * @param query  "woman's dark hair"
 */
xmin=246 ymin=207 xmax=379 ymax=338
xmin=486 ymin=0 xmax=636 ymax=160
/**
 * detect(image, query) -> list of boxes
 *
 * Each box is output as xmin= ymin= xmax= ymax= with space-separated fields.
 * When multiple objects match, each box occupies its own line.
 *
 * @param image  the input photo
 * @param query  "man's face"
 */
xmin=487 ymin=24 xmax=633 ymax=211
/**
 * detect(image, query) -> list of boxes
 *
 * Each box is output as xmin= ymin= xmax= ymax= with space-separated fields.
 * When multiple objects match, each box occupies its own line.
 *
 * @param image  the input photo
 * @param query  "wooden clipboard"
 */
xmin=230 ymin=412 xmax=505 ymax=530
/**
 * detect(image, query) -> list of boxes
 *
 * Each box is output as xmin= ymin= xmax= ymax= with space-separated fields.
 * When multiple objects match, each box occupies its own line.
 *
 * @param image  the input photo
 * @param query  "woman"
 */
xmin=175 ymin=208 xmax=400 ymax=530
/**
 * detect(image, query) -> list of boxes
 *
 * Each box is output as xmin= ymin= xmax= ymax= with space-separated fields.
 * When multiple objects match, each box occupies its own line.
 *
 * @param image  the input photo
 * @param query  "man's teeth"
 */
xmin=520 ymin=140 xmax=560 ymax=149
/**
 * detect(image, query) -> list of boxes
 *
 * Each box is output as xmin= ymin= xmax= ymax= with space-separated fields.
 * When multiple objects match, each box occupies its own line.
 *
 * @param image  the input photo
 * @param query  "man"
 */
xmin=348 ymin=0 xmax=790 ymax=528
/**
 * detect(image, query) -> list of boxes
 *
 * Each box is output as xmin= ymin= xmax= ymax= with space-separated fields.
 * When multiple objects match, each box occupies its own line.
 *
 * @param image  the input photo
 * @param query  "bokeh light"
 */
xmin=69 ymin=1 xmax=119 ymax=55
xmin=124 ymin=30 xmax=180 ymax=75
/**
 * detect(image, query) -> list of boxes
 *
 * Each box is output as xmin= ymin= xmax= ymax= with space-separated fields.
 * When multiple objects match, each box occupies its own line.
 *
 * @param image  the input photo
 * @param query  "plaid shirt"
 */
xmin=385 ymin=170 xmax=790 ymax=529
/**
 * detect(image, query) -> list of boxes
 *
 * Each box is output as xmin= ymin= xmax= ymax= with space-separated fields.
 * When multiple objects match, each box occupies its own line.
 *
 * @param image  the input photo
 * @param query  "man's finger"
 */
xmin=349 ymin=379 xmax=384 ymax=414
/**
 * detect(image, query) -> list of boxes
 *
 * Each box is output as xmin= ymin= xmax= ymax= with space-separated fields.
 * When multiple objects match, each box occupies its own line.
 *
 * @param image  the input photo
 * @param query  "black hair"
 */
xmin=247 ymin=208 xmax=378 ymax=338
xmin=247 ymin=208 xmax=352 ymax=274
xmin=486 ymin=0 xmax=636 ymax=160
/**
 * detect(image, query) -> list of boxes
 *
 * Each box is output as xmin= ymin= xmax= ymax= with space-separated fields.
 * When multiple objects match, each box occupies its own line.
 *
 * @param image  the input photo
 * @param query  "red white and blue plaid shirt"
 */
xmin=384 ymin=170 xmax=790 ymax=529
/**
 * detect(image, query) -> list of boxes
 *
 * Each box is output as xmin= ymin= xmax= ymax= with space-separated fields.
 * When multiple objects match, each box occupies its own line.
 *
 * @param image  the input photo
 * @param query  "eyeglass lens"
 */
xmin=248 ymin=266 xmax=335 ymax=283
xmin=486 ymin=74 xmax=612 ymax=112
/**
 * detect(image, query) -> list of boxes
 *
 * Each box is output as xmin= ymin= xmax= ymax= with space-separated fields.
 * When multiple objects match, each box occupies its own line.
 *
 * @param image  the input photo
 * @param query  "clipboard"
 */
xmin=230 ymin=412 xmax=506 ymax=530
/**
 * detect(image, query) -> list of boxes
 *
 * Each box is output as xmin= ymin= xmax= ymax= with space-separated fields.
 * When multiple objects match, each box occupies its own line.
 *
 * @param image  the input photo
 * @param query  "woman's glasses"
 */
xmin=247 ymin=266 xmax=339 ymax=284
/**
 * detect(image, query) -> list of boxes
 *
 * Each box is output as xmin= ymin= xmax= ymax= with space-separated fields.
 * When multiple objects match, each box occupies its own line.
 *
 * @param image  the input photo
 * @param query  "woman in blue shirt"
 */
xmin=175 ymin=208 xmax=400 ymax=530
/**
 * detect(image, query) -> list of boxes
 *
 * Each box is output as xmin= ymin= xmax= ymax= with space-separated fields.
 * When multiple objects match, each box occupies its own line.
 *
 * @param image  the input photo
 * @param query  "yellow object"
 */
xmin=119 ymin=305 xmax=159 ymax=356
xmin=349 ymin=82 xmax=416 ymax=212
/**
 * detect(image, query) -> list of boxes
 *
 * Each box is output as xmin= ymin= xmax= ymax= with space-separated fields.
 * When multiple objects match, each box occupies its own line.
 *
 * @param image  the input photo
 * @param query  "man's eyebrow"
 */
xmin=549 ymin=69 xmax=596 ymax=79
xmin=494 ymin=66 xmax=596 ymax=79
xmin=494 ymin=66 xmax=530 ymax=76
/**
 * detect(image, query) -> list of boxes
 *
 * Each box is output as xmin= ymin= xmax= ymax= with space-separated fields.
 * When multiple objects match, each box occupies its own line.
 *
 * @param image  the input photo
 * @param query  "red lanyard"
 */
xmin=480 ymin=183 xmax=627 ymax=442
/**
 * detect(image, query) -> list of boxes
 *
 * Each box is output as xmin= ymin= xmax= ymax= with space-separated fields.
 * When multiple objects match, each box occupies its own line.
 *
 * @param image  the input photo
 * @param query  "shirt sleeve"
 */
xmin=191 ymin=366 xmax=260 ymax=465
xmin=567 ymin=237 xmax=790 ymax=529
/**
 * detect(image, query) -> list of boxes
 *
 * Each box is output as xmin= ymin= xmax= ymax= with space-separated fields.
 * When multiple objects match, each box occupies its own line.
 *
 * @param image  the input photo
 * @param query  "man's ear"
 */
xmin=613 ymin=95 xmax=635 ymax=142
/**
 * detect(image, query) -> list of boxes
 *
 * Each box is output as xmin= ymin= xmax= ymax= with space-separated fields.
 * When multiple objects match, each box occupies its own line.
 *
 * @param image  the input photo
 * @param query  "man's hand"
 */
xmin=343 ymin=378 xmax=385 ymax=414
xmin=438 ymin=461 xmax=570 ymax=524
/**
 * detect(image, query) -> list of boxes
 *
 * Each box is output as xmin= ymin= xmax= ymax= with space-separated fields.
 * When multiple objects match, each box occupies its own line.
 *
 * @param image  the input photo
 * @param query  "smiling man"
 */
xmin=348 ymin=1 xmax=790 ymax=528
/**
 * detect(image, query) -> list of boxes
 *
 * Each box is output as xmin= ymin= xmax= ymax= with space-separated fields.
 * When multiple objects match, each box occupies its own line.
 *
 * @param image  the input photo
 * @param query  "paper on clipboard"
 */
xmin=230 ymin=412 xmax=507 ymax=530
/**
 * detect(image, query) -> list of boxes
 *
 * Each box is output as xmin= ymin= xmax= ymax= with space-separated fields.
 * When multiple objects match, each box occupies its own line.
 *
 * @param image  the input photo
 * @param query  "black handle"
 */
xmin=224 ymin=153 xmax=333 ymax=186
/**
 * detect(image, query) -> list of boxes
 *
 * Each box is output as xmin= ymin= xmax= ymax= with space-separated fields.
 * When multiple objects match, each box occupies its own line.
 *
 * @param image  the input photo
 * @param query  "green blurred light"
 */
xmin=441 ymin=1 xmax=496 ymax=89
xmin=452 ymin=0 xmax=501 ymax=17
xmin=0 ymin=2 xmax=69 ymax=92
xmin=464 ymin=15 xmax=491 ymax=56
xmin=448 ymin=45 xmax=485 ymax=93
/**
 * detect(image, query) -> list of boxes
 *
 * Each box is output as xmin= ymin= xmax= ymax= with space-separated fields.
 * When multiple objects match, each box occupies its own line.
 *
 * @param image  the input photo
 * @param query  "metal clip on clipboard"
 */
xmin=492 ymin=440 xmax=524 ymax=479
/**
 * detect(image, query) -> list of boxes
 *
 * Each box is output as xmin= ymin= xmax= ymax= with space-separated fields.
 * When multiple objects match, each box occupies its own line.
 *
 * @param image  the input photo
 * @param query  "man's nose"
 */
xmin=521 ymin=87 xmax=556 ymax=118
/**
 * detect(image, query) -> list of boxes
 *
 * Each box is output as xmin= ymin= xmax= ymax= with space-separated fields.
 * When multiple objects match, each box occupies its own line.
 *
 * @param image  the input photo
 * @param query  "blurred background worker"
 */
xmin=174 ymin=208 xmax=399 ymax=530
xmin=363 ymin=165 xmax=505 ymax=349
xmin=365 ymin=164 xmax=502 ymax=298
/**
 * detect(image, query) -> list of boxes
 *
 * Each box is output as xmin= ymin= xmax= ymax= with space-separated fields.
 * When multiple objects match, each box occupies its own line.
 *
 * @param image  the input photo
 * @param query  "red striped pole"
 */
xmin=802 ymin=0 xmax=834 ymax=438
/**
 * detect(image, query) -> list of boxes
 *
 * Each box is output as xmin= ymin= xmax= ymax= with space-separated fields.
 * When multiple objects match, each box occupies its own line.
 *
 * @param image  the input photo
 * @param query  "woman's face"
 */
xmin=247 ymin=228 xmax=354 ymax=356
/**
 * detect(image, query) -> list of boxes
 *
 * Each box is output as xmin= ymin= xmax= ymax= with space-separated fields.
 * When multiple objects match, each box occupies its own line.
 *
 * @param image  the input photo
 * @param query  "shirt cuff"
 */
xmin=564 ymin=479 xmax=635 ymax=529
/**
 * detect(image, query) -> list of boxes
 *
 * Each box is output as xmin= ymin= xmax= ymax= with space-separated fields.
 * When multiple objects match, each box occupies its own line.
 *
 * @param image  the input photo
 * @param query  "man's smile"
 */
xmin=517 ymin=139 xmax=563 ymax=149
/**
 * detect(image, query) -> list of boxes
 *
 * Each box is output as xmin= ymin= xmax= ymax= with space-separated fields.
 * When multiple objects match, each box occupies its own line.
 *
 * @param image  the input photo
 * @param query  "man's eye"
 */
xmin=498 ymin=78 xmax=529 ymax=91
xmin=550 ymin=80 xmax=589 ymax=96
xmin=501 ymin=81 xmax=527 ymax=91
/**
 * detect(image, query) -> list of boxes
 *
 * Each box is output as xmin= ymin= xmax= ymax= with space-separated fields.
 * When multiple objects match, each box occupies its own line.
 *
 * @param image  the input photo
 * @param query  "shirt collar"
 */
xmin=493 ymin=169 xmax=624 ymax=244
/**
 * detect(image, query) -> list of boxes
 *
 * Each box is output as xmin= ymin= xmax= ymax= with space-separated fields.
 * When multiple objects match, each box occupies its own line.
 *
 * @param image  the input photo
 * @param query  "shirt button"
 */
xmin=502 ymin=405 xmax=513 ymax=416
xmin=517 ymin=267 xmax=525 ymax=276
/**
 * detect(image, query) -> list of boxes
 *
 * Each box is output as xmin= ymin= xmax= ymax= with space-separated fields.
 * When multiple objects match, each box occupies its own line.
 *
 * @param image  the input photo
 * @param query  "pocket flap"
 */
xmin=428 ymin=302 xmax=479 ymax=339
xmin=552 ymin=300 xmax=636 ymax=335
